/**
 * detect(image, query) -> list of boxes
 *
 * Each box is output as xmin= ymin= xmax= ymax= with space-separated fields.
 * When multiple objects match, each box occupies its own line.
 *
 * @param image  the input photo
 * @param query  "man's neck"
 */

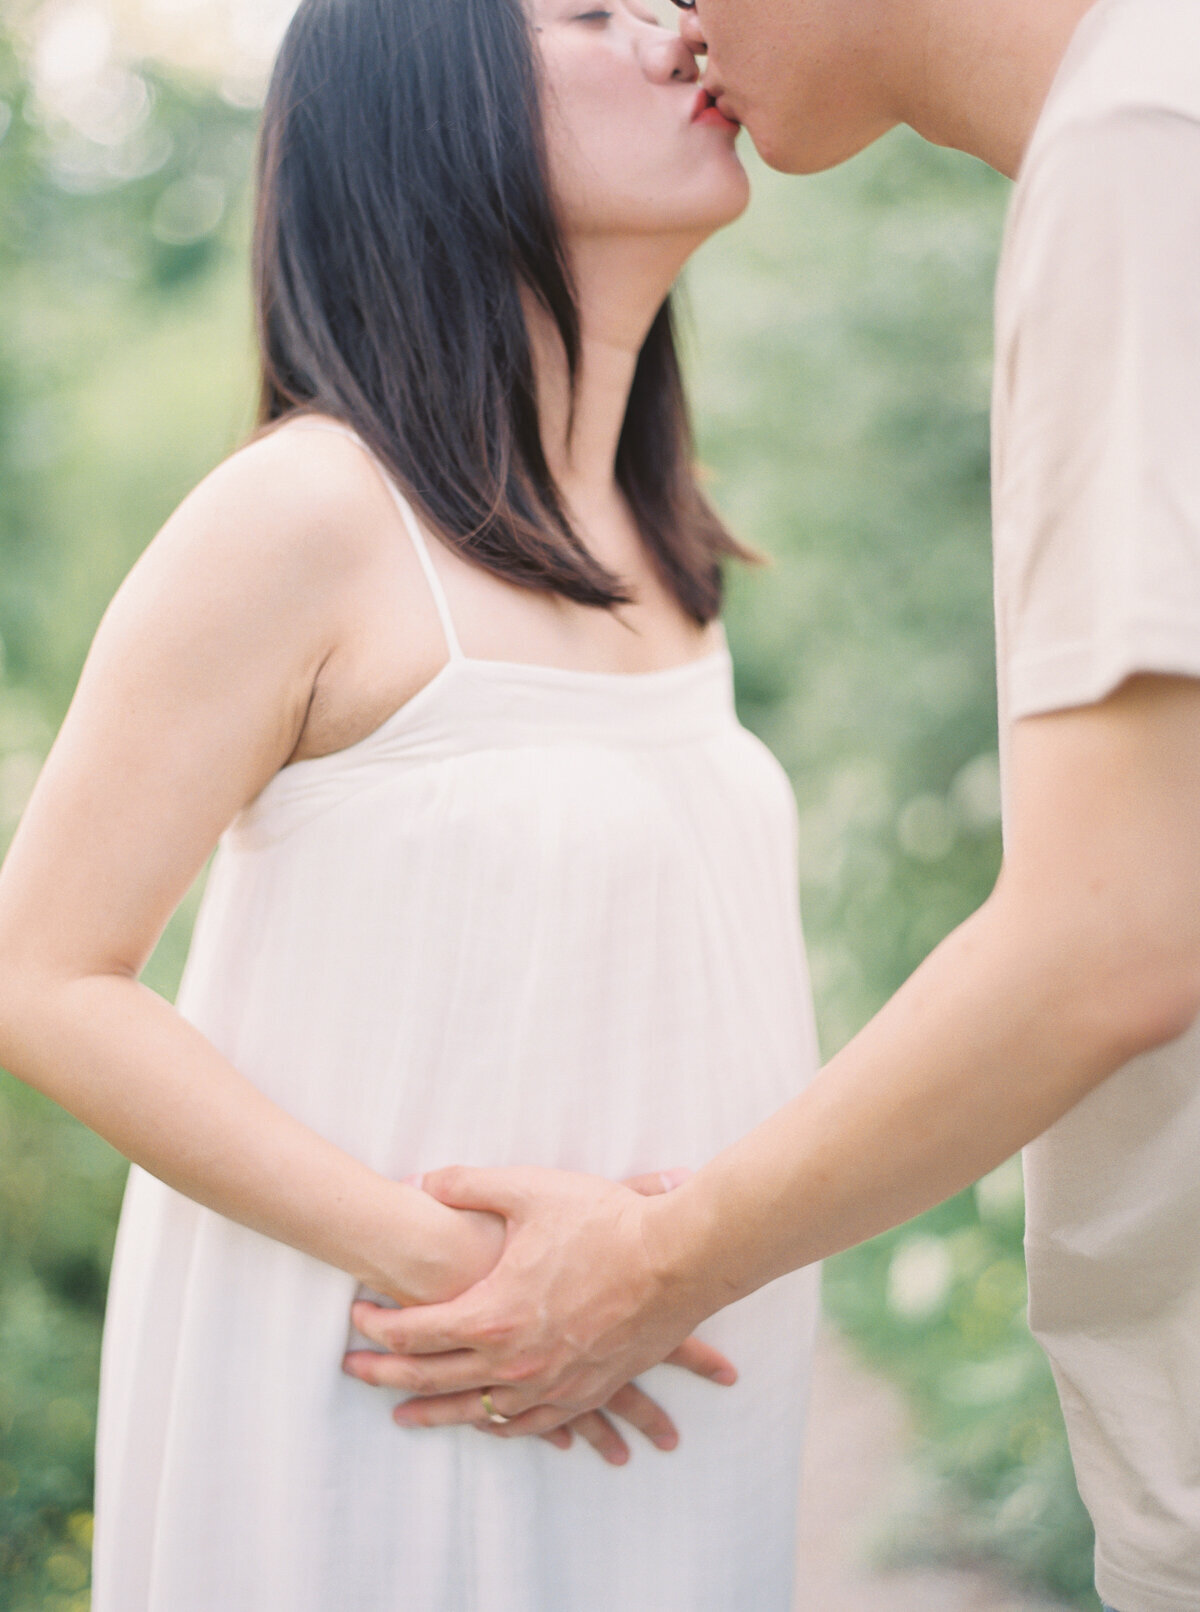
xmin=883 ymin=0 xmax=1101 ymax=176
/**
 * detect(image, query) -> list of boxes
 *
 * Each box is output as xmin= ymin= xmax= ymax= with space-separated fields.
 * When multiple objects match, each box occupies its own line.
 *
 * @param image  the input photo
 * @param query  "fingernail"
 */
xmin=712 ymin=1367 xmax=737 ymax=1386
xmin=341 ymin=1355 xmax=365 ymax=1379
xmin=655 ymin=1431 xmax=680 ymax=1451
xmin=393 ymin=1404 xmax=421 ymax=1426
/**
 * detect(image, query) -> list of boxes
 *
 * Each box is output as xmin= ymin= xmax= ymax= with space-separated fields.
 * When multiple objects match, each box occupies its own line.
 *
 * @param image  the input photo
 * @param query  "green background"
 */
xmin=0 ymin=26 xmax=1098 ymax=1608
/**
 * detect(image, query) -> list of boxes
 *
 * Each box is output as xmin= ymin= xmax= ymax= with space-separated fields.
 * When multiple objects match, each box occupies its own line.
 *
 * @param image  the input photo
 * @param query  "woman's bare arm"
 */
xmin=0 ymin=427 xmax=503 ymax=1303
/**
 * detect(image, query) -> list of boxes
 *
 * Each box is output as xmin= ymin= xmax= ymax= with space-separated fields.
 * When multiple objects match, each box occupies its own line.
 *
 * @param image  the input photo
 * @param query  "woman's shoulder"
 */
xmin=167 ymin=413 xmax=390 ymax=584
xmin=98 ymin=412 xmax=412 ymax=709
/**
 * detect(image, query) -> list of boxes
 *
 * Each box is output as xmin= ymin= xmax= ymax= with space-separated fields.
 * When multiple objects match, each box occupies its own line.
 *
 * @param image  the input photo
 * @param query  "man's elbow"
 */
xmin=993 ymin=862 xmax=1200 ymax=1067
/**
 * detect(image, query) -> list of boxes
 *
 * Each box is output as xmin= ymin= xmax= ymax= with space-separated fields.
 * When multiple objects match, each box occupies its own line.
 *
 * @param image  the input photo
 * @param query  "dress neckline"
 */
xmin=447 ymin=638 xmax=729 ymax=685
xmin=276 ymin=639 xmax=733 ymax=780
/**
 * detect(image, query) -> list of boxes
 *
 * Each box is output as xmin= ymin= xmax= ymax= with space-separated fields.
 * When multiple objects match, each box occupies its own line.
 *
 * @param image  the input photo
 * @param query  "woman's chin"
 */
xmin=665 ymin=164 xmax=753 ymax=236
xmin=692 ymin=168 xmax=753 ymax=233
xmin=724 ymin=164 xmax=753 ymax=222
xmin=569 ymin=169 xmax=750 ymax=249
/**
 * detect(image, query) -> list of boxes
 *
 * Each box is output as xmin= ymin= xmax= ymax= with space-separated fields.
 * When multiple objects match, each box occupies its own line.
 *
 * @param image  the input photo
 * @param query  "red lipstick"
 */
xmin=691 ymin=87 xmax=740 ymax=134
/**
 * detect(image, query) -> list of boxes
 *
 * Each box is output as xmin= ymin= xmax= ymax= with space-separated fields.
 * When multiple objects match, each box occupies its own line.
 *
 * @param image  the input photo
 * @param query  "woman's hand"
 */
xmin=405 ymin=1194 xmax=507 ymax=1304
xmin=484 ymin=1378 xmax=689 ymax=1466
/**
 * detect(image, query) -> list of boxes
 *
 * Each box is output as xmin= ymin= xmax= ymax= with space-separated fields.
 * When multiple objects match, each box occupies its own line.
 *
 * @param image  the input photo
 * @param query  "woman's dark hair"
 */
xmin=252 ymin=0 xmax=751 ymax=623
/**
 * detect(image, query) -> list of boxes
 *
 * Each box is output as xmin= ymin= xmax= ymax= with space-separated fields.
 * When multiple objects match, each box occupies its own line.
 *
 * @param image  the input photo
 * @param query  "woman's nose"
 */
xmin=641 ymin=29 xmax=700 ymax=85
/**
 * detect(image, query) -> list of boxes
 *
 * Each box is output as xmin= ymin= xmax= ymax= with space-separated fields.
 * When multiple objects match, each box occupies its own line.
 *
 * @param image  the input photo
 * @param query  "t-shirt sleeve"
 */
xmin=994 ymin=108 xmax=1200 ymax=720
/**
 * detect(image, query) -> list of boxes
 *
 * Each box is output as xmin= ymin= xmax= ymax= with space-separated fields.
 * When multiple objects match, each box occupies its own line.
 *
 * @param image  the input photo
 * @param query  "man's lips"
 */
xmin=691 ymin=87 xmax=740 ymax=133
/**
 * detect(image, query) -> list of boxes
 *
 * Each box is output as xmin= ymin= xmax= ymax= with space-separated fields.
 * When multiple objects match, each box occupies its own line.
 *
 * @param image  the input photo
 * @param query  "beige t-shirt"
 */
xmin=992 ymin=3 xmax=1200 ymax=1608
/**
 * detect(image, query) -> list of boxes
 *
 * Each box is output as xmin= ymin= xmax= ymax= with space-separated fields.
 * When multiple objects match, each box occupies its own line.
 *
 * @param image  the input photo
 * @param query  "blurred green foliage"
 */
xmin=0 ymin=17 xmax=1096 ymax=1608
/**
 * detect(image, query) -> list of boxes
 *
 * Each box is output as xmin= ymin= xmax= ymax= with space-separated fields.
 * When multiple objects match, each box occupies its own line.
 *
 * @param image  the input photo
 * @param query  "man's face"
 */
xmin=682 ymin=0 xmax=900 ymax=173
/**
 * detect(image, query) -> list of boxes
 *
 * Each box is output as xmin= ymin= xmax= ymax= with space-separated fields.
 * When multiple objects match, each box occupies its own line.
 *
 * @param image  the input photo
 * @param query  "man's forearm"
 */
xmin=656 ymin=879 xmax=1186 ymax=1310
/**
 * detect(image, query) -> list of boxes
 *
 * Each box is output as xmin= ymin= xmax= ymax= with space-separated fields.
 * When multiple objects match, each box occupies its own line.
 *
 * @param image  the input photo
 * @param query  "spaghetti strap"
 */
xmin=288 ymin=420 xmax=465 ymax=662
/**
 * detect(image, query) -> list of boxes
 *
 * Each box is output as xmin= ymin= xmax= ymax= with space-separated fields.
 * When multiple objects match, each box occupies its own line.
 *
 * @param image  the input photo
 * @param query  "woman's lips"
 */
xmin=691 ymin=88 xmax=740 ymax=134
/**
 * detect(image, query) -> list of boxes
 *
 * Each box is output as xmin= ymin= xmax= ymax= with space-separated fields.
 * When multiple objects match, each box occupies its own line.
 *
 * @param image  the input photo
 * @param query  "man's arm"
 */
xmin=350 ymin=672 xmax=1200 ymax=1433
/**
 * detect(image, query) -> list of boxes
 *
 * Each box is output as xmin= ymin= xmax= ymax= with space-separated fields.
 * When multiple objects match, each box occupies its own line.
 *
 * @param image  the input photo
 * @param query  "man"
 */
xmin=351 ymin=3 xmax=1200 ymax=1607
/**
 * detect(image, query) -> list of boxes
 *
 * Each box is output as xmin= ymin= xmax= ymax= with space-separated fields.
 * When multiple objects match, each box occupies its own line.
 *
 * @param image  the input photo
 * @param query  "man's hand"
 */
xmin=345 ymin=1165 xmax=730 ymax=1438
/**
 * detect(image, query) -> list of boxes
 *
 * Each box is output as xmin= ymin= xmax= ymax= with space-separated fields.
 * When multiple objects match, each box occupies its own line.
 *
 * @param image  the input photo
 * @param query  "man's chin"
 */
xmin=745 ymin=114 xmax=899 ymax=176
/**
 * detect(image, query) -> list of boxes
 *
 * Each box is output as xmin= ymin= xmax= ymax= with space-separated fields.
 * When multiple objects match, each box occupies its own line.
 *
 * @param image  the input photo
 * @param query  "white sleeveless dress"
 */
xmin=91 ymin=425 xmax=822 ymax=1612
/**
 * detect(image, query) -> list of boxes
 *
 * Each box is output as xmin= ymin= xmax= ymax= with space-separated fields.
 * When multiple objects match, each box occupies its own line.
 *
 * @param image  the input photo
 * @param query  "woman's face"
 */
xmin=531 ymin=0 xmax=749 ymax=242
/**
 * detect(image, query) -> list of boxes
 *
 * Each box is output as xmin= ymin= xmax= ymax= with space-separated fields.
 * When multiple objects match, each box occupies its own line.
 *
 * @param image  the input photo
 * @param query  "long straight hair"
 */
xmin=253 ymin=0 xmax=751 ymax=622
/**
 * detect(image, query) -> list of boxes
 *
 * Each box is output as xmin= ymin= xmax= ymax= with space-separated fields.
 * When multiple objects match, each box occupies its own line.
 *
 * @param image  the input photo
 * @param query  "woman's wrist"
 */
xmin=360 ymin=1178 xmax=505 ymax=1305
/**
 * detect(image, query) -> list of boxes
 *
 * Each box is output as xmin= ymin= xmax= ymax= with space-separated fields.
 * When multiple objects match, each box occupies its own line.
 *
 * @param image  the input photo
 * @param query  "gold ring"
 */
xmin=480 ymin=1391 xmax=511 ymax=1426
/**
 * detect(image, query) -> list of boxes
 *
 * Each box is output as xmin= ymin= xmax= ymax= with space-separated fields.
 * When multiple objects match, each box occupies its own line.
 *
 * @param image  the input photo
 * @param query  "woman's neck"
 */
xmin=530 ymin=231 xmax=699 ymax=509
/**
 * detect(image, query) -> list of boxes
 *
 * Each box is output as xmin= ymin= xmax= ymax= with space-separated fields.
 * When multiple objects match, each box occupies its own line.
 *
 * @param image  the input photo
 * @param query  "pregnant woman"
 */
xmin=0 ymin=0 xmax=821 ymax=1607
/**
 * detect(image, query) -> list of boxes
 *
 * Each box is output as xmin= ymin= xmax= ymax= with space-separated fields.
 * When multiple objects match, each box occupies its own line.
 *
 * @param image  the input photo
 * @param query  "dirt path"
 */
xmin=794 ymin=1327 xmax=1075 ymax=1612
